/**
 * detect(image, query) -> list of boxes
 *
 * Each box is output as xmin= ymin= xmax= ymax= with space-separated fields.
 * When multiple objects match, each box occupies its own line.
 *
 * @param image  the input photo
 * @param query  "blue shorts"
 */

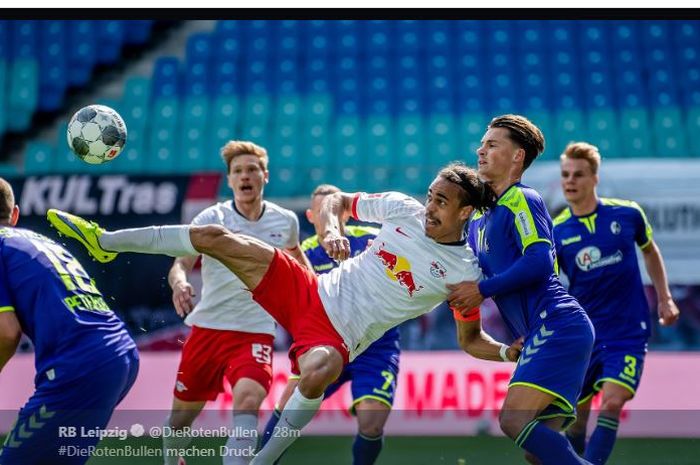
xmin=1 ymin=349 xmax=139 ymax=465
xmin=325 ymin=333 xmax=400 ymax=415
xmin=510 ymin=310 xmax=594 ymax=426
xmin=578 ymin=339 xmax=647 ymax=404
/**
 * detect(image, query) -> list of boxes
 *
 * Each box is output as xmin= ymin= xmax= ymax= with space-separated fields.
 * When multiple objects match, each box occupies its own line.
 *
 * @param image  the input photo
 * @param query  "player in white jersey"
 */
xmin=165 ymin=141 xmax=308 ymax=465
xmin=47 ymin=163 xmax=523 ymax=465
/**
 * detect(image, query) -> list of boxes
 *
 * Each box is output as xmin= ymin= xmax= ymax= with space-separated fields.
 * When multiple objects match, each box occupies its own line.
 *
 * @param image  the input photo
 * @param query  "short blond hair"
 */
xmin=561 ymin=142 xmax=601 ymax=174
xmin=220 ymin=140 xmax=269 ymax=172
xmin=0 ymin=178 xmax=15 ymax=222
xmin=311 ymin=184 xmax=340 ymax=198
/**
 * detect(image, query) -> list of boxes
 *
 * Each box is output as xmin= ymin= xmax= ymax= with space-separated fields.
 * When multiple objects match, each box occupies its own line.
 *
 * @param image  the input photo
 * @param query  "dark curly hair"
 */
xmin=438 ymin=163 xmax=496 ymax=211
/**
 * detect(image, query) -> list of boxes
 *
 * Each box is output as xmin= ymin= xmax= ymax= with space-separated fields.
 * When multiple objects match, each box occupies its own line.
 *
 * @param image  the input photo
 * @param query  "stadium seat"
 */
xmin=96 ymin=21 xmax=124 ymax=64
xmin=552 ymin=110 xmax=586 ymax=157
xmin=619 ymin=108 xmax=652 ymax=157
xmin=23 ymin=141 xmax=54 ymax=174
xmin=179 ymin=96 xmax=210 ymax=172
xmin=0 ymin=60 xmax=6 ymax=136
xmin=66 ymin=20 xmax=96 ymax=86
xmin=586 ymin=109 xmax=620 ymax=156
xmin=396 ymin=115 xmax=425 ymax=168
xmin=652 ymin=107 xmax=688 ymax=157
xmin=364 ymin=116 xmax=396 ymax=168
xmin=208 ymin=95 xmax=240 ymax=169
xmin=7 ymin=60 xmax=38 ymax=131
xmin=686 ymin=107 xmax=700 ymax=157
xmin=333 ymin=115 xmax=362 ymax=169
xmin=427 ymin=114 xmax=459 ymax=166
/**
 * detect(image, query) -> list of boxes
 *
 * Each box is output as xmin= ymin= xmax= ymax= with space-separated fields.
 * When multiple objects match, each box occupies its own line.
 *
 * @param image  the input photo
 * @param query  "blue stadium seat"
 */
xmin=152 ymin=57 xmax=180 ymax=98
xmin=396 ymin=115 xmax=425 ymax=167
xmin=304 ymin=20 xmax=330 ymax=57
xmin=179 ymin=97 xmax=210 ymax=172
xmin=641 ymin=20 xmax=670 ymax=49
xmin=652 ymin=107 xmax=688 ymax=157
xmin=675 ymin=21 xmax=700 ymax=47
xmin=333 ymin=115 xmax=362 ymax=169
xmin=516 ymin=20 xmax=545 ymax=51
xmin=66 ymin=21 xmax=95 ymax=86
xmin=242 ymin=58 xmax=271 ymax=94
xmin=455 ymin=20 xmax=482 ymax=54
xmin=364 ymin=116 xmax=395 ymax=168
xmin=274 ymin=56 xmax=301 ymax=95
xmin=275 ymin=20 xmax=301 ymax=58
xmin=95 ymin=21 xmax=124 ymax=64
xmin=38 ymin=21 xmax=67 ymax=111
xmin=427 ymin=114 xmax=458 ymax=166
xmin=547 ymin=20 xmax=577 ymax=50
xmin=10 ymin=21 xmax=36 ymax=60
xmin=396 ymin=20 xmax=422 ymax=54
xmin=216 ymin=20 xmax=241 ymax=37
xmin=485 ymin=20 xmax=513 ymax=53
xmin=124 ymin=20 xmax=153 ymax=44
xmin=208 ymin=95 xmax=239 ymax=169
xmin=333 ymin=20 xmax=361 ymax=56
xmin=214 ymin=32 xmax=241 ymax=60
xmin=0 ymin=21 xmax=8 ymax=59
xmin=7 ymin=60 xmax=38 ymax=131
xmin=364 ymin=20 xmax=393 ymax=54
xmin=213 ymin=59 xmax=238 ymax=96
xmin=186 ymin=33 xmax=212 ymax=63
xmin=183 ymin=59 xmax=210 ymax=97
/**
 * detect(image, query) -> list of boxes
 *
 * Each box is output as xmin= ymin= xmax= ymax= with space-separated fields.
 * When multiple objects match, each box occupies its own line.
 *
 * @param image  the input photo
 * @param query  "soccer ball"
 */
xmin=67 ymin=105 xmax=127 ymax=164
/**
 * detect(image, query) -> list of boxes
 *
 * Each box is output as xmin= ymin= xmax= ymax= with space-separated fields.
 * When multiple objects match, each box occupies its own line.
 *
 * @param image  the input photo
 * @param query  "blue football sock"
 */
xmin=259 ymin=408 xmax=281 ymax=451
xmin=352 ymin=433 xmax=384 ymax=465
xmin=518 ymin=420 xmax=593 ymax=465
xmin=566 ymin=430 xmax=587 ymax=455
xmin=584 ymin=416 xmax=619 ymax=465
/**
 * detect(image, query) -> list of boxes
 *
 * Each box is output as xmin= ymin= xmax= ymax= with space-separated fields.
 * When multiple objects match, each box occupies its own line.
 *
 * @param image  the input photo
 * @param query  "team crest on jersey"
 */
xmin=175 ymin=381 xmax=188 ymax=393
xmin=375 ymin=243 xmax=424 ymax=297
xmin=575 ymin=246 xmax=624 ymax=271
xmin=610 ymin=221 xmax=622 ymax=235
xmin=430 ymin=261 xmax=447 ymax=279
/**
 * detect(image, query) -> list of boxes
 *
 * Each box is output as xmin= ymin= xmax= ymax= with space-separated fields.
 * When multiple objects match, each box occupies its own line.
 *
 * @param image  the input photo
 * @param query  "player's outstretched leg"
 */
xmin=252 ymin=346 xmax=344 ymax=465
xmin=47 ymin=210 xmax=274 ymax=291
xmin=566 ymin=398 xmax=592 ymax=456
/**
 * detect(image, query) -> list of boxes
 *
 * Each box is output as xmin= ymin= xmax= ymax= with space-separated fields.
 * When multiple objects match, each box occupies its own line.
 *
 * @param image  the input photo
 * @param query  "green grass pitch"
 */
xmin=71 ymin=435 xmax=699 ymax=464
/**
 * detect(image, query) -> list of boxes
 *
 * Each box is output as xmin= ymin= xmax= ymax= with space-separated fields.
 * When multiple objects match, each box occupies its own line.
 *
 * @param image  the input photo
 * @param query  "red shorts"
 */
xmin=174 ymin=326 xmax=274 ymax=402
xmin=252 ymin=249 xmax=350 ymax=375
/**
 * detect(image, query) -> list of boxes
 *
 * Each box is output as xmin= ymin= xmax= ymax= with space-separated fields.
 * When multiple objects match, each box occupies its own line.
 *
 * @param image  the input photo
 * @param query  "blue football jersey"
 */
xmin=553 ymin=198 xmax=653 ymax=342
xmin=467 ymin=183 xmax=582 ymax=339
xmin=0 ymin=227 xmax=135 ymax=385
xmin=302 ymin=225 xmax=400 ymax=342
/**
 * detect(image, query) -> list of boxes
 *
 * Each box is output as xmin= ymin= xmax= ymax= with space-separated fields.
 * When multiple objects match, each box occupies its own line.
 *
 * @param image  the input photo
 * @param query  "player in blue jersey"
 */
xmin=554 ymin=142 xmax=679 ymax=465
xmin=447 ymin=115 xmax=596 ymax=465
xmin=259 ymin=184 xmax=400 ymax=465
xmin=0 ymin=178 xmax=139 ymax=465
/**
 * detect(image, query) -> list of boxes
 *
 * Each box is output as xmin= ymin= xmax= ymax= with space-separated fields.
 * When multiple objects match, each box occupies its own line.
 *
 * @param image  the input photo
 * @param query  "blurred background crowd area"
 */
xmin=1 ymin=19 xmax=699 ymax=351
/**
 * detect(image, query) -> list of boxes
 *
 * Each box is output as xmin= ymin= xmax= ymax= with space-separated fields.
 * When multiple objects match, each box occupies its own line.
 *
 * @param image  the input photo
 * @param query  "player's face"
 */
xmin=476 ymin=127 xmax=523 ymax=182
xmin=227 ymin=154 xmax=269 ymax=203
xmin=424 ymin=177 xmax=473 ymax=242
xmin=560 ymin=158 xmax=598 ymax=204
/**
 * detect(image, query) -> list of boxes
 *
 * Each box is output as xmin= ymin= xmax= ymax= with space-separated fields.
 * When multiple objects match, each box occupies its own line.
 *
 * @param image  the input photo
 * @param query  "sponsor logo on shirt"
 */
xmin=375 ymin=243 xmax=424 ymax=297
xmin=175 ymin=381 xmax=188 ymax=393
xmin=575 ymin=246 xmax=624 ymax=271
xmin=516 ymin=211 xmax=533 ymax=238
xmin=561 ymin=235 xmax=582 ymax=246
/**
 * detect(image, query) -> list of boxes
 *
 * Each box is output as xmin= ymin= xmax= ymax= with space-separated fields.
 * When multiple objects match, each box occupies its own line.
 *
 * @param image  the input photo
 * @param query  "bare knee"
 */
xmin=499 ymin=410 xmax=529 ymax=440
xmin=190 ymin=224 xmax=230 ymax=254
xmin=298 ymin=349 xmax=343 ymax=398
xmin=600 ymin=394 xmax=628 ymax=416
xmin=233 ymin=382 xmax=266 ymax=413
xmin=168 ymin=409 xmax=197 ymax=430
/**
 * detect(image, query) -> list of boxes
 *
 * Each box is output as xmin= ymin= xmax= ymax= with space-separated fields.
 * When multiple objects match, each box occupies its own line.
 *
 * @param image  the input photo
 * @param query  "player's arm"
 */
xmin=641 ymin=241 xmax=680 ymax=326
xmin=284 ymin=243 xmax=313 ymax=270
xmin=0 ymin=310 xmax=21 ymax=372
xmin=167 ymin=255 xmax=199 ymax=317
xmin=317 ymin=192 xmax=354 ymax=261
xmin=454 ymin=309 xmax=522 ymax=362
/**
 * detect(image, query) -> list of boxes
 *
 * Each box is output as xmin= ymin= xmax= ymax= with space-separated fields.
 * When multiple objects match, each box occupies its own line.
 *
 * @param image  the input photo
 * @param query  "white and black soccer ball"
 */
xmin=67 ymin=105 xmax=127 ymax=164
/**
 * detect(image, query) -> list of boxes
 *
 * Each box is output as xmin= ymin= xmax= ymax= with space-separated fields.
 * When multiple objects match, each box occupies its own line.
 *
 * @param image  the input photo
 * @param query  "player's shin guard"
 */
xmin=566 ymin=430 xmax=587 ymax=455
xmin=584 ymin=416 xmax=619 ymax=465
xmin=223 ymin=412 xmax=259 ymax=465
xmin=352 ymin=433 xmax=384 ymax=465
xmin=252 ymin=388 xmax=322 ymax=465
xmin=100 ymin=225 xmax=197 ymax=257
xmin=517 ymin=420 xmax=594 ymax=465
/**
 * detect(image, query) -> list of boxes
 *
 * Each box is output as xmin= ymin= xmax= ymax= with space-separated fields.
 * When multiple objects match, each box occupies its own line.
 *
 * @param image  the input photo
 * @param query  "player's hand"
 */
xmin=321 ymin=232 xmax=351 ymax=261
xmin=506 ymin=337 xmax=525 ymax=362
xmin=658 ymin=297 xmax=680 ymax=326
xmin=447 ymin=281 xmax=485 ymax=310
xmin=172 ymin=281 xmax=196 ymax=317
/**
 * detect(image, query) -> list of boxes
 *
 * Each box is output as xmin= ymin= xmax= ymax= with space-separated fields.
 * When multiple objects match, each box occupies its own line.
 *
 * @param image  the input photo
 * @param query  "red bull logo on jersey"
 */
xmin=375 ymin=244 xmax=424 ymax=297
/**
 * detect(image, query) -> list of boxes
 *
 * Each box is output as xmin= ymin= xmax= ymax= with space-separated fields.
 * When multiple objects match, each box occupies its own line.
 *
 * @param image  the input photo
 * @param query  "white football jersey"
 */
xmin=318 ymin=192 xmax=483 ymax=360
xmin=185 ymin=200 xmax=300 ymax=334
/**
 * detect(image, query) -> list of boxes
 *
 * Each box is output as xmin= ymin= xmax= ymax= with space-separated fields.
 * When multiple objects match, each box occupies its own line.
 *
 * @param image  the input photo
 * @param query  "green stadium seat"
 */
xmin=619 ymin=109 xmax=652 ymax=157
xmin=526 ymin=112 xmax=554 ymax=160
xmin=364 ymin=116 xmax=395 ymax=168
xmin=241 ymin=95 xmax=271 ymax=141
xmin=395 ymin=165 xmax=424 ymax=195
xmin=209 ymin=96 xmax=241 ymax=169
xmin=146 ymin=98 xmax=179 ymax=173
xmin=0 ymin=163 xmax=20 ymax=178
xmin=586 ymin=110 xmax=620 ymax=157
xmin=266 ymin=165 xmax=302 ymax=197
xmin=686 ymin=107 xmax=700 ymax=157
xmin=427 ymin=115 xmax=459 ymax=167
xmin=304 ymin=93 xmax=333 ymax=125
xmin=652 ymin=107 xmax=688 ymax=157
xmin=364 ymin=166 xmax=394 ymax=193
xmin=275 ymin=95 xmax=302 ymax=124
xmin=8 ymin=60 xmax=38 ymax=131
xmin=123 ymin=76 xmax=151 ymax=107
xmin=300 ymin=120 xmax=331 ymax=169
xmin=552 ymin=110 xmax=586 ymax=158
xmin=458 ymin=113 xmax=488 ymax=162
xmin=396 ymin=116 xmax=426 ymax=168
xmin=179 ymin=97 xmax=210 ymax=172
xmin=333 ymin=116 xmax=362 ymax=169
xmin=24 ymin=141 xmax=54 ymax=175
